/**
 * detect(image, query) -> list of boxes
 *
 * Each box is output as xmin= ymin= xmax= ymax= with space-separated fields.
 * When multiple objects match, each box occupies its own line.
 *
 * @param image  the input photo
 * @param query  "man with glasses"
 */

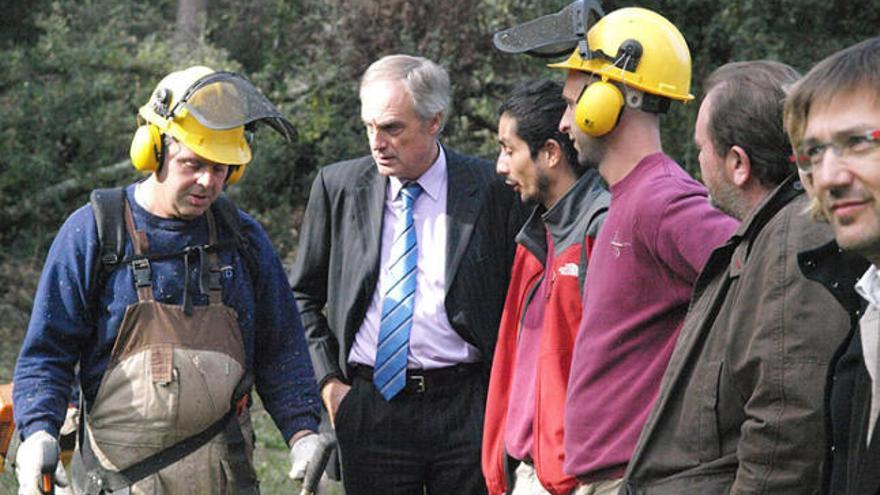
xmin=785 ymin=36 xmax=880 ymax=495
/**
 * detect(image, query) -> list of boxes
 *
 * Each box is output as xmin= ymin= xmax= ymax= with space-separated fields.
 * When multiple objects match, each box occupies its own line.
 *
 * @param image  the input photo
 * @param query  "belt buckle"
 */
xmin=410 ymin=374 xmax=426 ymax=393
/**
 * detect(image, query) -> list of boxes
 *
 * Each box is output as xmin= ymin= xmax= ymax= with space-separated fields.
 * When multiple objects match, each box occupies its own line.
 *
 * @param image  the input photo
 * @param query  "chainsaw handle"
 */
xmin=299 ymin=433 xmax=336 ymax=495
xmin=38 ymin=441 xmax=57 ymax=495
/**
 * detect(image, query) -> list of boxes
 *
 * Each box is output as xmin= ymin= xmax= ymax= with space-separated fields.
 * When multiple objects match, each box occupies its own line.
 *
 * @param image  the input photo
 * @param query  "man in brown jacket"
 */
xmin=621 ymin=61 xmax=854 ymax=494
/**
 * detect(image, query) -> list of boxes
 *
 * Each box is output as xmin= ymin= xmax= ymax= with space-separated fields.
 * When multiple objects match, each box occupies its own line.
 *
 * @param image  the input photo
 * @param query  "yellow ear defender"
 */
xmin=225 ymin=164 xmax=245 ymax=185
xmin=129 ymin=124 xmax=164 ymax=173
xmin=574 ymin=79 xmax=625 ymax=137
xmin=549 ymin=7 xmax=695 ymax=136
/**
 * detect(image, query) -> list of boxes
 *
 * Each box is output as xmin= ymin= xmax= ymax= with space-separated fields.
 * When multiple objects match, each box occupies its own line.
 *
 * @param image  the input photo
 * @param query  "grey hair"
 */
xmin=360 ymin=54 xmax=451 ymax=131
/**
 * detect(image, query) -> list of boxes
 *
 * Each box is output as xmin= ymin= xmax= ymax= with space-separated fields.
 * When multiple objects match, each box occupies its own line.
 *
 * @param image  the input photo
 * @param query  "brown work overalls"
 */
xmin=79 ymin=203 xmax=255 ymax=494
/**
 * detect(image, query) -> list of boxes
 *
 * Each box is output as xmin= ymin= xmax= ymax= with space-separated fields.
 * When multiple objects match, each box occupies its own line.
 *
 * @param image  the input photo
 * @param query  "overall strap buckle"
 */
xmin=130 ymin=258 xmax=152 ymax=288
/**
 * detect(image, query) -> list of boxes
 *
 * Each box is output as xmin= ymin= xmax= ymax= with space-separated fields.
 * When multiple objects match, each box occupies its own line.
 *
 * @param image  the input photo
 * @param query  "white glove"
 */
xmin=59 ymin=407 xmax=79 ymax=437
xmin=14 ymin=430 xmax=70 ymax=495
xmin=288 ymin=433 xmax=332 ymax=494
xmin=288 ymin=433 xmax=321 ymax=480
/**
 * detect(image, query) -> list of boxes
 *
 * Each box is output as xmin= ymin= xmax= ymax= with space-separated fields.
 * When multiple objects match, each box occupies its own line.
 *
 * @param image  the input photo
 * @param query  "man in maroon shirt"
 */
xmin=551 ymin=9 xmax=738 ymax=494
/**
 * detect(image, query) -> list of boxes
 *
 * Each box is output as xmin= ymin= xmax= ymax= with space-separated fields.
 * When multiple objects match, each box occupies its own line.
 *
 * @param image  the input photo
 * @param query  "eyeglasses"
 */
xmin=790 ymin=128 xmax=880 ymax=174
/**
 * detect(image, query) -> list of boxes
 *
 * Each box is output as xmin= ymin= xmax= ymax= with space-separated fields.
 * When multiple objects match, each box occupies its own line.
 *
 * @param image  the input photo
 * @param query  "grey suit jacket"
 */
xmin=289 ymin=146 xmax=524 ymax=387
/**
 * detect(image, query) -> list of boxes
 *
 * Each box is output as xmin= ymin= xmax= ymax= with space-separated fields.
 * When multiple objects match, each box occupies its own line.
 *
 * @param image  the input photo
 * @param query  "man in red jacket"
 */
xmin=483 ymin=79 xmax=608 ymax=495
xmin=497 ymin=6 xmax=738 ymax=494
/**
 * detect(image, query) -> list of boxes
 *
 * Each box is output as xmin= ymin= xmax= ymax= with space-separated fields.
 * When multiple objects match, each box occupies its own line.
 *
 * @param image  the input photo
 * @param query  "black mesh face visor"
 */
xmin=493 ymin=0 xmax=604 ymax=58
xmin=173 ymin=71 xmax=296 ymax=141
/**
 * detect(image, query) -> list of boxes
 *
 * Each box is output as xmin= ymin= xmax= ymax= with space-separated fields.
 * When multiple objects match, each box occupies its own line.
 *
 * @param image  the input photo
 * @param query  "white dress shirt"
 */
xmin=856 ymin=264 xmax=880 ymax=443
xmin=348 ymin=146 xmax=480 ymax=369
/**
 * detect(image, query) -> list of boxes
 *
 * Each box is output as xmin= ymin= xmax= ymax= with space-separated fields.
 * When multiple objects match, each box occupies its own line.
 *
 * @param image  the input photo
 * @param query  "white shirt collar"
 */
xmin=388 ymin=145 xmax=446 ymax=202
xmin=856 ymin=264 xmax=880 ymax=308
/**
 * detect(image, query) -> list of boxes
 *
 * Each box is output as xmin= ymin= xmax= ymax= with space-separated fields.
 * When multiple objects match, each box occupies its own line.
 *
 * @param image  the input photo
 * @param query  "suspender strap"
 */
xmin=179 ymin=209 xmax=223 ymax=313
xmin=78 ymin=372 xmax=258 ymax=494
xmin=89 ymin=188 xmax=125 ymax=299
xmin=203 ymin=208 xmax=223 ymax=305
xmin=90 ymin=188 xmax=252 ymax=313
xmin=123 ymin=205 xmax=226 ymax=313
xmin=122 ymin=200 xmax=154 ymax=302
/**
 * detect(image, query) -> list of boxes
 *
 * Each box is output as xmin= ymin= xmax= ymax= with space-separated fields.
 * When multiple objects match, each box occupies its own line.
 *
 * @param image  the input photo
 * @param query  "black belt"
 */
xmin=350 ymin=362 xmax=481 ymax=394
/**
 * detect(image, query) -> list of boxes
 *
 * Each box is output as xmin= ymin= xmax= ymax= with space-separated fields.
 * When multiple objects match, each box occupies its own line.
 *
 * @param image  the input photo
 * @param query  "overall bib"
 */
xmin=77 ymin=202 xmax=256 ymax=494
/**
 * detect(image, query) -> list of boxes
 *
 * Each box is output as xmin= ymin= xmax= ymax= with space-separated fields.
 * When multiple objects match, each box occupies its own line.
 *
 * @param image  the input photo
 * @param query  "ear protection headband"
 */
xmin=574 ymin=39 xmax=643 ymax=137
xmin=130 ymin=86 xmax=171 ymax=174
xmin=129 ymin=123 xmax=164 ymax=174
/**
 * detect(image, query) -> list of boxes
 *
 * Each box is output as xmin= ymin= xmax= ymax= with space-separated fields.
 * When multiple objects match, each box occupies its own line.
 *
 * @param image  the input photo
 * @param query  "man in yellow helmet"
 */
xmin=496 ymin=4 xmax=737 ymax=494
xmin=12 ymin=66 xmax=321 ymax=494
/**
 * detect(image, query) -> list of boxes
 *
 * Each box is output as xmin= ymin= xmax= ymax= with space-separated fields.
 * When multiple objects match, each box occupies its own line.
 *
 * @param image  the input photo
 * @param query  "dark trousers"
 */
xmin=335 ymin=365 xmax=488 ymax=495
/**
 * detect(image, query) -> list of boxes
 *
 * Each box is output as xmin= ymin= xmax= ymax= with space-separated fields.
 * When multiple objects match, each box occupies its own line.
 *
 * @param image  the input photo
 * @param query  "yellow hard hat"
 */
xmin=131 ymin=66 xmax=251 ymax=183
xmin=131 ymin=65 xmax=297 ymax=184
xmin=549 ymin=7 xmax=693 ymax=102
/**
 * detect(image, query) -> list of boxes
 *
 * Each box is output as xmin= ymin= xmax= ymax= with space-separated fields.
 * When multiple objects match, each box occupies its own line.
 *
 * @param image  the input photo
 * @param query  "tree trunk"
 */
xmin=174 ymin=0 xmax=208 ymax=49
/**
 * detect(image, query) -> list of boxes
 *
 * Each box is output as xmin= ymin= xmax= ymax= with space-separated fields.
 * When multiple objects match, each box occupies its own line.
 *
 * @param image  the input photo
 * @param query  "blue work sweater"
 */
xmin=13 ymin=182 xmax=320 ymax=443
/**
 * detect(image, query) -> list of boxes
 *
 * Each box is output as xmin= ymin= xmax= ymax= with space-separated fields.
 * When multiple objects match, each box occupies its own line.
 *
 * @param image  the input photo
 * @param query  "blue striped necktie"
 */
xmin=374 ymin=182 xmax=422 ymax=400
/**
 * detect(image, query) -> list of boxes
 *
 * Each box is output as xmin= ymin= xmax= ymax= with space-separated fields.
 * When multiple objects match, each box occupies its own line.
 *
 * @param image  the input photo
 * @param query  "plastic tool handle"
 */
xmin=38 ymin=441 xmax=57 ymax=495
xmin=299 ymin=433 xmax=337 ymax=495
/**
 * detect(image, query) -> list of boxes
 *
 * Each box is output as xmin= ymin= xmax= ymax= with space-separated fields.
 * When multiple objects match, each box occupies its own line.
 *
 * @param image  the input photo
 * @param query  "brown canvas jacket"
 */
xmin=622 ymin=175 xmax=851 ymax=495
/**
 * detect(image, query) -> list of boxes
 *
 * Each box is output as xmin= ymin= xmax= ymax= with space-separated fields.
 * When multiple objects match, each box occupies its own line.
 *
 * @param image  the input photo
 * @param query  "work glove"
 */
xmin=288 ymin=433 xmax=332 ymax=494
xmin=14 ymin=430 xmax=71 ymax=495
xmin=59 ymin=407 xmax=78 ymax=438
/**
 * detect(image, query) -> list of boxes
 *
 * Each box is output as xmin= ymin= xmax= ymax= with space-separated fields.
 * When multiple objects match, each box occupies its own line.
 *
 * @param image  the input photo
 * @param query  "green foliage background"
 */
xmin=0 ymin=0 xmax=878 ymax=490
xmin=2 ymin=0 xmax=879 ymax=259
xmin=3 ymin=0 xmax=878 ymax=258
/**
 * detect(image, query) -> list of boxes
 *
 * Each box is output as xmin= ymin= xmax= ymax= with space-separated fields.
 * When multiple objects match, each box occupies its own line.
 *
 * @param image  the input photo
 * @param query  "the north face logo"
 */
xmin=558 ymin=262 xmax=579 ymax=277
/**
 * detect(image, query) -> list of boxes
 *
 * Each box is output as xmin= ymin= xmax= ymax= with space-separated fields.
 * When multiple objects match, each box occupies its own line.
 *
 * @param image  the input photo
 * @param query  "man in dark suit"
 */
xmin=290 ymin=54 xmax=523 ymax=495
